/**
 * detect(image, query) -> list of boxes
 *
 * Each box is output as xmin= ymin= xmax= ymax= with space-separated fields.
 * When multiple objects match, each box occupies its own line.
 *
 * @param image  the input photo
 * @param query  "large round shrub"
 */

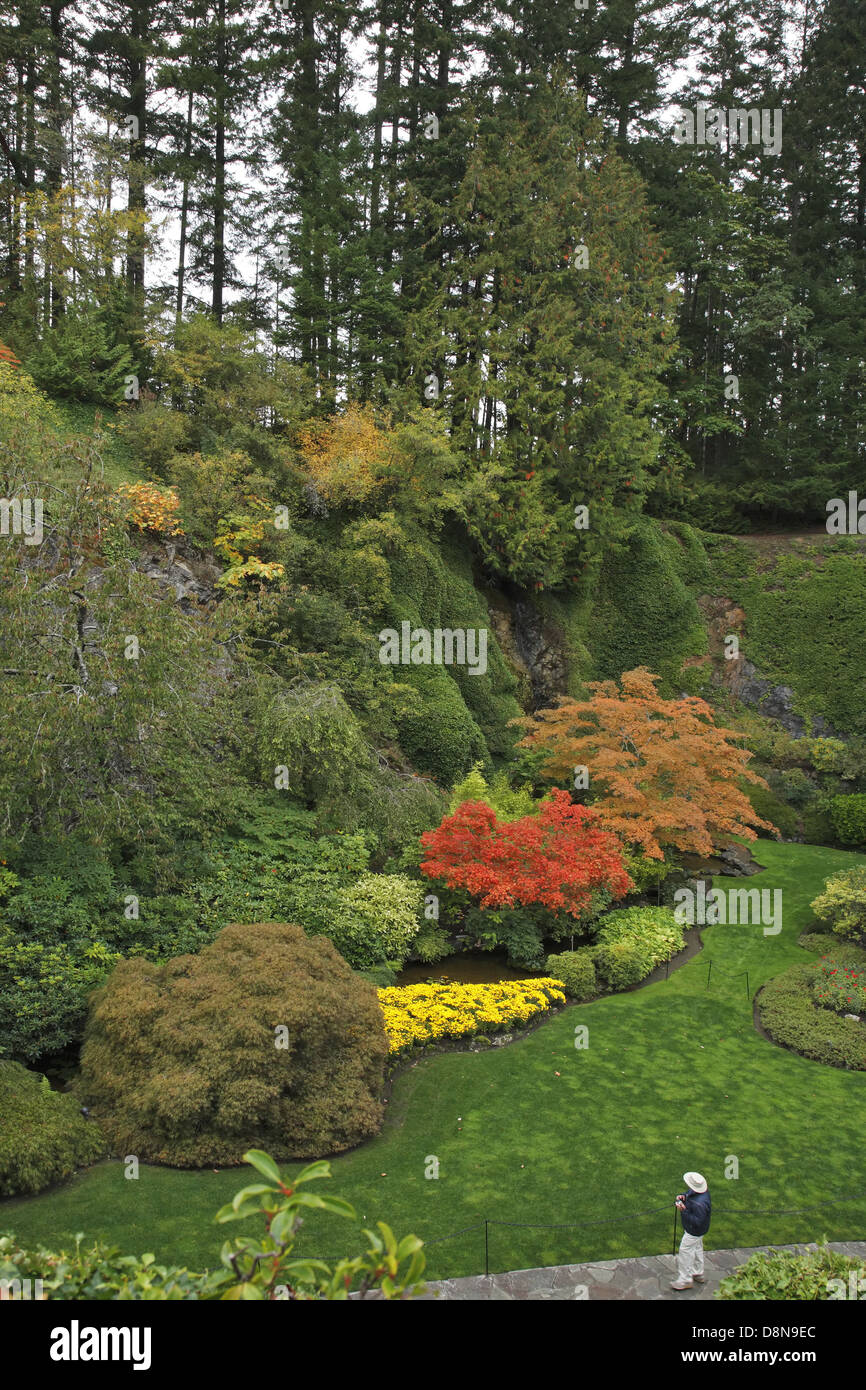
xmin=0 ymin=1061 xmax=104 ymax=1197
xmin=594 ymin=939 xmax=653 ymax=990
xmin=545 ymin=949 xmax=598 ymax=1000
xmin=78 ymin=922 xmax=389 ymax=1167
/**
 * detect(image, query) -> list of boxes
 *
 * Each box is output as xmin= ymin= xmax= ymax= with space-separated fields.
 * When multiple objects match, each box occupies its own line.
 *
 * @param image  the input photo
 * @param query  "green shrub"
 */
xmin=356 ymin=962 xmax=400 ymax=988
xmin=0 ymin=1234 xmax=212 ymax=1300
xmin=25 ymin=305 xmax=134 ymax=406
xmin=0 ymin=938 xmax=110 ymax=1063
xmin=717 ymin=1245 xmax=865 ymax=1300
xmin=829 ymin=794 xmax=866 ymax=847
xmin=116 ymin=398 xmax=193 ymax=476
xmin=0 ymin=363 xmax=64 ymax=477
xmin=811 ymin=866 xmax=866 ymax=945
xmin=585 ymin=517 xmax=706 ymax=694
xmin=78 ymin=922 xmax=389 ymax=1166
xmin=411 ymin=923 xmax=451 ymax=963
xmin=545 ymin=949 xmax=597 ymax=1000
xmin=395 ymin=666 xmax=489 ymax=784
xmin=0 ymin=1061 xmax=105 ymax=1197
xmin=595 ymin=906 xmax=685 ymax=967
xmin=0 ymin=861 xmax=214 ymax=1061
xmin=800 ymin=804 xmax=837 ymax=848
xmin=746 ymin=782 xmax=799 ymax=840
xmin=798 ymin=932 xmax=864 ymax=960
xmin=449 ymin=762 xmax=536 ymax=820
xmin=328 ymin=873 xmax=422 ymax=968
xmin=780 ymin=767 xmax=814 ymax=807
xmin=757 ymin=963 xmax=866 ymax=1070
xmin=385 ymin=535 xmax=522 ymax=764
xmin=806 ymin=738 xmax=849 ymax=775
xmin=594 ymin=939 xmax=654 ymax=990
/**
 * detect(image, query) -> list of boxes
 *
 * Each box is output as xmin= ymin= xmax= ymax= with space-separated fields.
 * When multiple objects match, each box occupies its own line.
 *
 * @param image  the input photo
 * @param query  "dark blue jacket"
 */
xmin=682 ymin=1188 xmax=711 ymax=1237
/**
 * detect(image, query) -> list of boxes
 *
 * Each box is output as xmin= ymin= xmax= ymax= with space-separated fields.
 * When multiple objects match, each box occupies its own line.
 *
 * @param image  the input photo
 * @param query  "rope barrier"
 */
xmin=298 ymin=1189 xmax=866 ymax=1279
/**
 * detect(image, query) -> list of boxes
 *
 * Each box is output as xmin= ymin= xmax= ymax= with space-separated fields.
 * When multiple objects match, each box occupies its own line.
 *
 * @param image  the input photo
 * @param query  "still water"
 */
xmin=395 ymin=952 xmax=539 ymax=986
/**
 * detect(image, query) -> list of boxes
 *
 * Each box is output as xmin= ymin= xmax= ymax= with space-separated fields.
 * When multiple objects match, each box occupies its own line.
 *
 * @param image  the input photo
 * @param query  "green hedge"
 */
xmin=0 ymin=1061 xmax=105 ymax=1197
xmin=545 ymin=949 xmax=597 ymax=1000
xmin=757 ymin=962 xmax=866 ymax=1071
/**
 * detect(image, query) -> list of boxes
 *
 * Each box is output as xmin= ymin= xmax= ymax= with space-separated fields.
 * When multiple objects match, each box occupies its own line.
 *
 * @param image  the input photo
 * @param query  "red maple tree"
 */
xmin=420 ymin=788 xmax=632 ymax=918
xmin=0 ymin=305 xmax=20 ymax=370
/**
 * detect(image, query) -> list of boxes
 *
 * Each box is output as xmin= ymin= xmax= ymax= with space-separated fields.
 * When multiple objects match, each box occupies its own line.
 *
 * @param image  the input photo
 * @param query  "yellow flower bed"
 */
xmin=377 ymin=977 xmax=566 ymax=1055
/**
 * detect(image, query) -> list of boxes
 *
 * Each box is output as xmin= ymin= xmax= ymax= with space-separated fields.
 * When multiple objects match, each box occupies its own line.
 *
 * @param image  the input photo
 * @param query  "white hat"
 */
xmin=683 ymin=1171 xmax=707 ymax=1193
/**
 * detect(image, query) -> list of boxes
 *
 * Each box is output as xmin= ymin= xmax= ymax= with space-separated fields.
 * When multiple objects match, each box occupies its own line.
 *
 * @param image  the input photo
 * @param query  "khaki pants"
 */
xmin=677 ymin=1231 xmax=705 ymax=1283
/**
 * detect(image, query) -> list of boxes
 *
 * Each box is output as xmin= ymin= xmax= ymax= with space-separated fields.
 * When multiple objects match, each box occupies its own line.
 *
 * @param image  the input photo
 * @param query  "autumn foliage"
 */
xmin=515 ymin=667 xmax=775 ymax=860
xmin=420 ymin=788 xmax=632 ymax=918
xmin=297 ymin=403 xmax=394 ymax=506
xmin=0 ymin=304 xmax=20 ymax=370
xmin=116 ymin=481 xmax=185 ymax=536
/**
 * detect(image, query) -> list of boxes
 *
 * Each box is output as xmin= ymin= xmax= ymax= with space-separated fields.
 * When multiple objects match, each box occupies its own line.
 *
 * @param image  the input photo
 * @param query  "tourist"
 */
xmin=670 ymin=1171 xmax=711 ymax=1291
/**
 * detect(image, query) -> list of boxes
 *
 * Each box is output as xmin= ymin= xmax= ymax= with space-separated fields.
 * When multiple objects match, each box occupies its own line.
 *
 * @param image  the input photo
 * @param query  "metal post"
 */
xmin=484 ymin=1220 xmax=489 ymax=1277
xmin=706 ymin=960 xmax=713 ymax=990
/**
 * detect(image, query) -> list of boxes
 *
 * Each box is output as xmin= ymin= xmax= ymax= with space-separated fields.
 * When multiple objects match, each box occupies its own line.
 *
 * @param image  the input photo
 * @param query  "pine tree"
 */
xmin=403 ymin=74 xmax=677 ymax=588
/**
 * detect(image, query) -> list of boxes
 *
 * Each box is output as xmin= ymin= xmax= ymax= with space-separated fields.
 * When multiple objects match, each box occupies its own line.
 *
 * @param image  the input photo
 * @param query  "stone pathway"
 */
xmin=418 ymin=1241 xmax=866 ymax=1300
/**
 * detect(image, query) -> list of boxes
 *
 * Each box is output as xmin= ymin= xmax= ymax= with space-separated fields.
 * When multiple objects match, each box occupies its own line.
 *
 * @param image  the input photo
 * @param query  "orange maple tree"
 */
xmin=419 ymin=788 xmax=632 ymax=918
xmin=515 ymin=667 xmax=775 ymax=860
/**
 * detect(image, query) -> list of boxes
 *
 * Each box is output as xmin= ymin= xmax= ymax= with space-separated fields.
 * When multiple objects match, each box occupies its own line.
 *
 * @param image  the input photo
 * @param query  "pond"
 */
xmin=679 ymin=852 xmax=728 ymax=876
xmin=395 ymin=951 xmax=538 ymax=986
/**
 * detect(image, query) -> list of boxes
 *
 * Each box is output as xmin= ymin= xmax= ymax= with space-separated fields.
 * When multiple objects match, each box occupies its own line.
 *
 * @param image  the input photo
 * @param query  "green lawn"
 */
xmin=4 ymin=842 xmax=866 ymax=1280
